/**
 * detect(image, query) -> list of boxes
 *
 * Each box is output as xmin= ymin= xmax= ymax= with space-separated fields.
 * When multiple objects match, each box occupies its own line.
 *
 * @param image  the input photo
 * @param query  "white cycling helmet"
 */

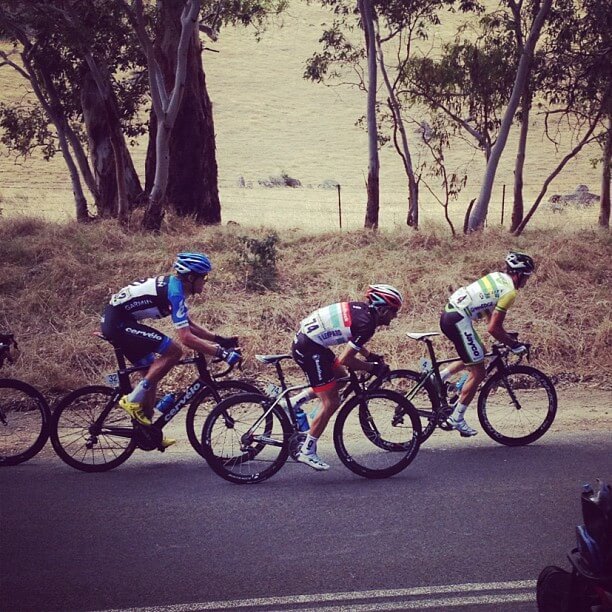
xmin=365 ymin=284 xmax=404 ymax=311
xmin=505 ymin=252 xmax=535 ymax=275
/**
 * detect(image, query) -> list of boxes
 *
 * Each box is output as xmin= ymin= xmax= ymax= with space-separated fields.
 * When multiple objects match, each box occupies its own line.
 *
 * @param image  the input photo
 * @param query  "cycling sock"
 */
xmin=451 ymin=402 xmax=468 ymax=421
xmin=301 ymin=434 xmax=318 ymax=456
xmin=293 ymin=388 xmax=316 ymax=406
xmin=127 ymin=379 xmax=151 ymax=404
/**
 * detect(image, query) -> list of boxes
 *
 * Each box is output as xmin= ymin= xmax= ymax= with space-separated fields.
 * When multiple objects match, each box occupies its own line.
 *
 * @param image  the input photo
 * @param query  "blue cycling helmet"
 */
xmin=174 ymin=252 xmax=212 ymax=276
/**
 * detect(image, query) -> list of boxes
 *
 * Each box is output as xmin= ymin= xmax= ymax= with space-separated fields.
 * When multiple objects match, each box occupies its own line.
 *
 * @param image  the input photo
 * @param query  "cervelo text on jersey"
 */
xmin=109 ymin=275 xmax=189 ymax=329
xmin=449 ymin=272 xmax=517 ymax=320
xmin=299 ymin=302 xmax=375 ymax=349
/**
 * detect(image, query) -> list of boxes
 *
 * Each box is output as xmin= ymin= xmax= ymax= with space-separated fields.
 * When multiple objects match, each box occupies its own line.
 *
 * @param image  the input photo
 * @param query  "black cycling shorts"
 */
xmin=101 ymin=303 xmax=171 ymax=366
xmin=439 ymin=307 xmax=485 ymax=365
xmin=291 ymin=332 xmax=338 ymax=392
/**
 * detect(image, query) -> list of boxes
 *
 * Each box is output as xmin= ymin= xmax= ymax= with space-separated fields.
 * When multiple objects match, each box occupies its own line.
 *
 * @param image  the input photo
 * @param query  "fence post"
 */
xmin=501 ymin=184 xmax=506 ymax=226
xmin=337 ymin=184 xmax=342 ymax=230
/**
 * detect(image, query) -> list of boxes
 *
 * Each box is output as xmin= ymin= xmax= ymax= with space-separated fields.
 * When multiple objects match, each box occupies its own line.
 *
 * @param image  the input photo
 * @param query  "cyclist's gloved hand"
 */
xmin=510 ymin=343 xmax=528 ymax=355
xmin=216 ymin=346 xmax=242 ymax=365
xmin=371 ymin=361 xmax=390 ymax=379
xmin=366 ymin=352 xmax=384 ymax=363
xmin=215 ymin=335 xmax=239 ymax=349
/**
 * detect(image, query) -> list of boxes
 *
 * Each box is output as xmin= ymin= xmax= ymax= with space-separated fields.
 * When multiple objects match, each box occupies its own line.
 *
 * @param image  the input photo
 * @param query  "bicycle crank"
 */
xmin=437 ymin=405 xmax=454 ymax=431
xmin=133 ymin=424 xmax=163 ymax=451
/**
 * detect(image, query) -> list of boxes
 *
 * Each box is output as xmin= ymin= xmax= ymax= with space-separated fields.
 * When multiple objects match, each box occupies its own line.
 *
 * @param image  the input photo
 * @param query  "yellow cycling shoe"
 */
xmin=161 ymin=437 xmax=176 ymax=449
xmin=118 ymin=396 xmax=152 ymax=426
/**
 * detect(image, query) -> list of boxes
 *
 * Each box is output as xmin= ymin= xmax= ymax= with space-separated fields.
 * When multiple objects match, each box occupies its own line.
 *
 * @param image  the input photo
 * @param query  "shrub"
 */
xmin=237 ymin=233 xmax=281 ymax=291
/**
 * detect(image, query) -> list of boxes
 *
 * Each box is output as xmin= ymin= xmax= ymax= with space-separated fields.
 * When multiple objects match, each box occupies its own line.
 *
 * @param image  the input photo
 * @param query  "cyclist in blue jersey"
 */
xmin=438 ymin=252 xmax=535 ymax=437
xmin=291 ymin=284 xmax=404 ymax=471
xmin=100 ymin=252 xmax=241 ymax=447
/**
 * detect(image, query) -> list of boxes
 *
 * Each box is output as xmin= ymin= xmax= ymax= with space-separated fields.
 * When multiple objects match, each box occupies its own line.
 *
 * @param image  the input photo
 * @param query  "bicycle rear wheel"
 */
xmin=383 ymin=369 xmax=439 ymax=441
xmin=185 ymin=380 xmax=262 ymax=458
xmin=477 ymin=365 xmax=557 ymax=446
xmin=0 ymin=379 xmax=50 ymax=466
xmin=333 ymin=389 xmax=421 ymax=479
xmin=202 ymin=393 xmax=291 ymax=484
xmin=51 ymin=386 xmax=137 ymax=471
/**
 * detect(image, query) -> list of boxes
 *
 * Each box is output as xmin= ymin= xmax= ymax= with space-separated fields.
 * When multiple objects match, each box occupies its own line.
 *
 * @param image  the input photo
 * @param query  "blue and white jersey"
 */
xmin=108 ymin=275 xmax=189 ymax=329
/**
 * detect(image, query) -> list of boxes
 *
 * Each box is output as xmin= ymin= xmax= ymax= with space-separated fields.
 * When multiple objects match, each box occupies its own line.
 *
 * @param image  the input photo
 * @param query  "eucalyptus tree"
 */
xmin=0 ymin=1 xmax=146 ymax=221
xmin=514 ymin=0 xmax=611 ymax=233
xmin=306 ymin=0 xmax=478 ymax=229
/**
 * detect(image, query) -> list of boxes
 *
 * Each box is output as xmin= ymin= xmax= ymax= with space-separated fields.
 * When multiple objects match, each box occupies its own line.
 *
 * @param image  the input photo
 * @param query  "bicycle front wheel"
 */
xmin=202 ymin=393 xmax=291 ymax=484
xmin=185 ymin=380 xmax=262 ymax=458
xmin=383 ymin=369 xmax=439 ymax=441
xmin=0 ymin=379 xmax=50 ymax=467
xmin=477 ymin=365 xmax=557 ymax=446
xmin=333 ymin=389 xmax=421 ymax=479
xmin=51 ymin=386 xmax=137 ymax=472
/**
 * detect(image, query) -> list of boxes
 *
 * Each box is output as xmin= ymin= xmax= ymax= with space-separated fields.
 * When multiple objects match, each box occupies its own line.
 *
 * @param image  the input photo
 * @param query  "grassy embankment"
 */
xmin=0 ymin=216 xmax=610 ymax=398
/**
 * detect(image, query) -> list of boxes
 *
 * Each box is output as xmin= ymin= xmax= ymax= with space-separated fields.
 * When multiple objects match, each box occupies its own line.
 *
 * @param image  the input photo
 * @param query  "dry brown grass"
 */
xmin=0 ymin=216 xmax=610 ymax=397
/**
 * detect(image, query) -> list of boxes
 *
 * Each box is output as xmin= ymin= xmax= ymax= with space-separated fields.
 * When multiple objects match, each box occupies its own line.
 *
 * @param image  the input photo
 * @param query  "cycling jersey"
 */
xmin=108 ymin=275 xmax=189 ymax=329
xmin=298 ymin=302 xmax=376 ymax=351
xmin=448 ymin=272 xmax=516 ymax=320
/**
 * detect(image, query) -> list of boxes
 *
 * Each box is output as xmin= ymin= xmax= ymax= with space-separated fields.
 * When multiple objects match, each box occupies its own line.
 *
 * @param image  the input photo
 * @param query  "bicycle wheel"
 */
xmin=202 ymin=393 xmax=291 ymax=484
xmin=383 ymin=369 xmax=439 ymax=441
xmin=185 ymin=380 xmax=262 ymax=458
xmin=0 ymin=379 xmax=50 ymax=467
xmin=51 ymin=385 xmax=137 ymax=472
xmin=477 ymin=365 xmax=557 ymax=446
xmin=333 ymin=389 xmax=421 ymax=479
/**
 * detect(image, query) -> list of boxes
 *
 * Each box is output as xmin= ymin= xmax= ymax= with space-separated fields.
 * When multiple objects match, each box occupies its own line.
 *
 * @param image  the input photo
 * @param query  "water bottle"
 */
xmin=294 ymin=402 xmax=309 ymax=432
xmin=154 ymin=393 xmax=175 ymax=414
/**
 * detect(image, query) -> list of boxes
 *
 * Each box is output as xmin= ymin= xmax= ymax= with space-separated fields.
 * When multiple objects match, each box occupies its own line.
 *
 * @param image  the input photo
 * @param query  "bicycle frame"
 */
xmin=91 ymin=340 xmax=229 ymax=440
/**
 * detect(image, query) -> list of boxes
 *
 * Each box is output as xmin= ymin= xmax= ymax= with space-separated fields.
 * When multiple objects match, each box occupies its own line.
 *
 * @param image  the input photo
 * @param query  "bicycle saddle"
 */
xmin=406 ymin=332 xmax=440 ymax=341
xmin=255 ymin=354 xmax=293 ymax=364
xmin=93 ymin=331 xmax=118 ymax=347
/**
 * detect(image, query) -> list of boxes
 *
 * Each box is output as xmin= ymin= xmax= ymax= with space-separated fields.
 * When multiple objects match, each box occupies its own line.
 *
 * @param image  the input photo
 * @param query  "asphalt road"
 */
xmin=1 ymin=429 xmax=611 ymax=612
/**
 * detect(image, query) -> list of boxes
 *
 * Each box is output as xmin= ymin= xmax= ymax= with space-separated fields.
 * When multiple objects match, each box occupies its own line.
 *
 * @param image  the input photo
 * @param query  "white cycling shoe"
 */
xmin=446 ymin=416 xmax=478 ymax=437
xmin=297 ymin=452 xmax=330 ymax=471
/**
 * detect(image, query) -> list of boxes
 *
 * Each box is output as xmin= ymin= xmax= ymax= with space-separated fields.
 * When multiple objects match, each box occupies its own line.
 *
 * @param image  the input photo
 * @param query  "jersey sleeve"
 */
xmin=495 ymin=289 xmax=517 ymax=313
xmin=167 ymin=276 xmax=190 ymax=329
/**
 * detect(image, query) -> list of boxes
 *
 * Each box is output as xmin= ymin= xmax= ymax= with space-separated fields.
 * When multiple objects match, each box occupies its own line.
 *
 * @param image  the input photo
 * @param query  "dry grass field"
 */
xmin=0 ymin=216 xmax=609 ymax=399
xmin=0 ymin=2 xmax=605 ymax=231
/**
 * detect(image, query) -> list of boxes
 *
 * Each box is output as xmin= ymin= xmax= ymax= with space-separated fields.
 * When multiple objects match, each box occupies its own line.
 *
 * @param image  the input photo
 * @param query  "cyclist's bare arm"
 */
xmin=338 ymin=346 xmax=376 ymax=373
xmin=487 ymin=310 xmax=519 ymax=347
xmin=176 ymin=325 xmax=219 ymax=357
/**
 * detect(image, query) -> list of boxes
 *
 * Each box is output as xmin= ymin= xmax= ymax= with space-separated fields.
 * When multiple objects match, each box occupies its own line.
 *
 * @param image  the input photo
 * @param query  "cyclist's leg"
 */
xmin=440 ymin=309 xmax=486 ymax=435
xmin=291 ymin=334 xmax=337 ymax=470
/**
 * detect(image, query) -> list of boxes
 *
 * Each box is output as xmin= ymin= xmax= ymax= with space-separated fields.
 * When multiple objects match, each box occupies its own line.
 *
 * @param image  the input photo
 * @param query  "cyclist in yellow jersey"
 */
xmin=438 ymin=252 xmax=535 ymax=437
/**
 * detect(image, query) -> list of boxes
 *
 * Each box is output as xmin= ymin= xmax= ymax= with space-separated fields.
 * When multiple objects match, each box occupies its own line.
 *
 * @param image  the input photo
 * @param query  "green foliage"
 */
xmin=237 ymin=233 xmax=281 ymax=291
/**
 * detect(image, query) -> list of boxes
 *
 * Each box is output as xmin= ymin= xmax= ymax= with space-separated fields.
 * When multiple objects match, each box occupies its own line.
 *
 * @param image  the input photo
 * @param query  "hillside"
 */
xmin=0 ymin=217 xmax=609 ymax=397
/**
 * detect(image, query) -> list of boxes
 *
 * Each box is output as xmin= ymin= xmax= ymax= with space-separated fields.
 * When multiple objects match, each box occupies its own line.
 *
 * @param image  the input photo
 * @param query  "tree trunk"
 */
xmin=147 ymin=0 xmax=221 ymax=224
xmin=511 ymin=86 xmax=531 ymax=232
xmin=81 ymin=70 xmax=142 ymax=218
xmin=599 ymin=113 xmax=611 ymax=228
xmin=359 ymin=0 xmax=380 ymax=229
xmin=468 ymin=0 xmax=552 ymax=231
xmin=375 ymin=20 xmax=418 ymax=229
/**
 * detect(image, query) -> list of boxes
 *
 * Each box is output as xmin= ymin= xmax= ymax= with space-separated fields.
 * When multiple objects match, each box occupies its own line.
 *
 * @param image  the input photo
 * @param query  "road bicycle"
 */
xmin=383 ymin=332 xmax=558 ymax=446
xmin=50 ymin=333 xmax=259 ymax=472
xmin=201 ymin=353 xmax=421 ymax=484
xmin=0 ymin=333 xmax=51 ymax=467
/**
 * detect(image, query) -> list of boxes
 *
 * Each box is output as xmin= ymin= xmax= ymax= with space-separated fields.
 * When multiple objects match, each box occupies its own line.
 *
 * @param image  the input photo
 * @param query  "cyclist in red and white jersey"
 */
xmin=291 ymin=284 xmax=404 ymax=470
xmin=439 ymin=252 xmax=535 ymax=437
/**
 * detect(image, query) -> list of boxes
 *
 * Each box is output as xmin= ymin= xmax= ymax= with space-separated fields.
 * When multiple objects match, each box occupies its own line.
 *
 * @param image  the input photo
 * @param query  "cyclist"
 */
xmin=439 ymin=252 xmax=535 ymax=437
xmin=100 ymin=252 xmax=241 ymax=448
xmin=291 ymin=284 xmax=403 ymax=471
